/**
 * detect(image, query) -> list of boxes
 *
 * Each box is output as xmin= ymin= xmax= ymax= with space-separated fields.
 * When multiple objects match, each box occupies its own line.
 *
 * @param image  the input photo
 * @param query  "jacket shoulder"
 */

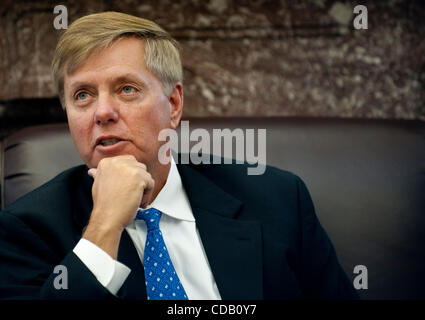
xmin=180 ymin=160 xmax=306 ymax=211
xmin=185 ymin=161 xmax=302 ymax=191
xmin=2 ymin=165 xmax=88 ymax=217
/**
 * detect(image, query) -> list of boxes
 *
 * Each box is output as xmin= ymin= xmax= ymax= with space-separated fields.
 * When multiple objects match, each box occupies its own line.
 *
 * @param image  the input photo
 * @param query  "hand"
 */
xmin=83 ymin=155 xmax=155 ymax=259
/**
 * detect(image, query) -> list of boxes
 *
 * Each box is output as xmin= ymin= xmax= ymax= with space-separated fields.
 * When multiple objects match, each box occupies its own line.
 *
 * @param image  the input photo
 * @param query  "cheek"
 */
xmin=129 ymin=114 xmax=165 ymax=156
xmin=67 ymin=112 xmax=92 ymax=150
xmin=133 ymin=100 xmax=170 ymax=135
xmin=149 ymin=99 xmax=172 ymax=132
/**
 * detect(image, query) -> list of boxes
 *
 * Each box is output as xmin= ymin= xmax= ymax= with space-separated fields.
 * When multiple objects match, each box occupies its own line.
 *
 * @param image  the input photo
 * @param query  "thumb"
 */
xmin=88 ymin=168 xmax=97 ymax=178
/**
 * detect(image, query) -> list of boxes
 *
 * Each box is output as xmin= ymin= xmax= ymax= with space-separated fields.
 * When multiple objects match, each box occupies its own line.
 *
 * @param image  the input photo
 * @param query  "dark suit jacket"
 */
xmin=0 ymin=162 xmax=358 ymax=300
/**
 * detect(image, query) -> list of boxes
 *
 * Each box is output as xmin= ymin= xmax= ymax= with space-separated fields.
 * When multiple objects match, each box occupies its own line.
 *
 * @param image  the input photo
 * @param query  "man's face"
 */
xmin=63 ymin=37 xmax=182 ymax=170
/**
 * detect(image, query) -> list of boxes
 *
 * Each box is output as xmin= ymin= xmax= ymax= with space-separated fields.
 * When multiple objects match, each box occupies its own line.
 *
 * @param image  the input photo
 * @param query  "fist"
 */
xmin=87 ymin=155 xmax=155 ymax=231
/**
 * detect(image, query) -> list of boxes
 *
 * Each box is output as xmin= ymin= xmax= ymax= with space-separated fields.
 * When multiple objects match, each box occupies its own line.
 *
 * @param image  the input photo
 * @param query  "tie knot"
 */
xmin=135 ymin=208 xmax=162 ymax=231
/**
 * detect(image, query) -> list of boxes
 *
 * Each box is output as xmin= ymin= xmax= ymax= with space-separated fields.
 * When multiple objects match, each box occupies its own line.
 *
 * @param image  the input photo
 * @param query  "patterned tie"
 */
xmin=135 ymin=208 xmax=188 ymax=300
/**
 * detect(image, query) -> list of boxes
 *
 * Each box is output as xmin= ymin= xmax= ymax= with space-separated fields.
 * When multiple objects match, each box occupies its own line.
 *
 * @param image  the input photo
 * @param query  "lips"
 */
xmin=94 ymin=135 xmax=125 ymax=148
xmin=99 ymin=138 xmax=121 ymax=146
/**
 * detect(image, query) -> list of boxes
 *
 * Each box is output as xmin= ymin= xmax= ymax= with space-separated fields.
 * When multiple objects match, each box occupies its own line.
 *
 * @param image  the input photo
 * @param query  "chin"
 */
xmin=84 ymin=153 xmax=102 ymax=169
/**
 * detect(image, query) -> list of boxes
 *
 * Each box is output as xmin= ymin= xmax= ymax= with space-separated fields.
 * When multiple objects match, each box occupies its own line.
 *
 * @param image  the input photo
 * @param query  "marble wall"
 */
xmin=0 ymin=0 xmax=424 ymax=129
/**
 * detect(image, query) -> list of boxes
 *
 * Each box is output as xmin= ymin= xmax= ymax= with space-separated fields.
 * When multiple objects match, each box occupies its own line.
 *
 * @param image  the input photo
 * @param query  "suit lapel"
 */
xmin=178 ymin=164 xmax=264 ymax=299
xmin=116 ymin=230 xmax=147 ymax=299
xmin=71 ymin=165 xmax=94 ymax=240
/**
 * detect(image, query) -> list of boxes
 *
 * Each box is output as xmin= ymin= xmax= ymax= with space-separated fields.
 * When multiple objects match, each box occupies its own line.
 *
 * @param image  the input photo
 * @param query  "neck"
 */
xmin=144 ymin=160 xmax=171 ymax=207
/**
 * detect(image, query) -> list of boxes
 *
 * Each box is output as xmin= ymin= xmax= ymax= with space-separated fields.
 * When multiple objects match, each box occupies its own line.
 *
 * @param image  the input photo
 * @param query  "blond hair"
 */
xmin=51 ymin=11 xmax=182 ymax=107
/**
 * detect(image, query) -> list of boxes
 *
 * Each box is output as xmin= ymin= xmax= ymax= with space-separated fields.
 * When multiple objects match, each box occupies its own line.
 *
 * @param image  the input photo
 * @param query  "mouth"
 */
xmin=94 ymin=136 xmax=126 ymax=150
xmin=98 ymin=138 xmax=122 ymax=146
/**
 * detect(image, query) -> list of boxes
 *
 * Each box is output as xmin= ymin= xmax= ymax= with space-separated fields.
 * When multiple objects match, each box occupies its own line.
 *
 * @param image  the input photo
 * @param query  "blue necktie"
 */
xmin=135 ymin=208 xmax=188 ymax=300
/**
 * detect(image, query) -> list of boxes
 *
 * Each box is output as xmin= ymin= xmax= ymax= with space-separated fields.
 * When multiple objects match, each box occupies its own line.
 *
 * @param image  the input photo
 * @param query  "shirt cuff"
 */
xmin=73 ymin=238 xmax=131 ymax=296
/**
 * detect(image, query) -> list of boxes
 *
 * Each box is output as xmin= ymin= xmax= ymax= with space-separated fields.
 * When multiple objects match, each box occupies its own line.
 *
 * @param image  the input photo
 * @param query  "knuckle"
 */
xmin=129 ymin=167 xmax=140 ymax=176
xmin=98 ymin=158 xmax=107 ymax=168
xmin=139 ymin=180 xmax=147 ymax=190
xmin=130 ymin=167 xmax=145 ymax=182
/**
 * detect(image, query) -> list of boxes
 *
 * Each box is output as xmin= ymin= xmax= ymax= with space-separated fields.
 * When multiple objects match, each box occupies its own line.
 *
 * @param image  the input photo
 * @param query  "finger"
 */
xmin=136 ymin=162 xmax=147 ymax=171
xmin=88 ymin=168 xmax=97 ymax=178
xmin=121 ymin=158 xmax=146 ymax=169
xmin=117 ymin=154 xmax=136 ymax=161
xmin=141 ymin=177 xmax=155 ymax=208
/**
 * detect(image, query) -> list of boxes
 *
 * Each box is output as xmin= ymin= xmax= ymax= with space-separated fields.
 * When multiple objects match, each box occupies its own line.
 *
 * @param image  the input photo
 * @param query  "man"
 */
xmin=0 ymin=12 xmax=358 ymax=300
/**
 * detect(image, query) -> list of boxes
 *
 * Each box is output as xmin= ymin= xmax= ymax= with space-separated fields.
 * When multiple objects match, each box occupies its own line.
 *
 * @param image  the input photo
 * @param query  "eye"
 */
xmin=76 ymin=91 xmax=89 ymax=100
xmin=122 ymin=86 xmax=136 ymax=94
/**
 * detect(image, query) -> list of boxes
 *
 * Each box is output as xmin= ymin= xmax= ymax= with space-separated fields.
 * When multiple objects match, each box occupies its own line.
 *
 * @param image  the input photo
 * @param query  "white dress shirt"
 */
xmin=73 ymin=157 xmax=221 ymax=300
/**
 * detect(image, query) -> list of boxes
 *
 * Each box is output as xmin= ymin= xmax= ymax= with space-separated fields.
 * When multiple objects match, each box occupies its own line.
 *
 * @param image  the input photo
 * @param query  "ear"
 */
xmin=168 ymin=82 xmax=183 ymax=130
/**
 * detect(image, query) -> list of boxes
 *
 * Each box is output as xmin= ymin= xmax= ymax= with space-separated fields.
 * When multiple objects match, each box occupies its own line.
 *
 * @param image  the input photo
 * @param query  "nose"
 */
xmin=94 ymin=94 xmax=119 ymax=125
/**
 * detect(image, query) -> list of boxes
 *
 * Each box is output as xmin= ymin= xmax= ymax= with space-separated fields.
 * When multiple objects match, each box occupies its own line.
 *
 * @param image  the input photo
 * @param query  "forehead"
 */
xmin=64 ymin=37 xmax=149 ymax=87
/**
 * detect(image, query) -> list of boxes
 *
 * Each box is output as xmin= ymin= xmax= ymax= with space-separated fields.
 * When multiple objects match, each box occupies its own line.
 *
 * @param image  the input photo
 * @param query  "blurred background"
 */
xmin=0 ymin=0 xmax=424 ymax=300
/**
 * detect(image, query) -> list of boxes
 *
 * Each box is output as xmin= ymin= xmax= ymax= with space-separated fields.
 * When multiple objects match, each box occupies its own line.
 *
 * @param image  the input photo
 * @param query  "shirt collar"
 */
xmin=142 ymin=156 xmax=195 ymax=222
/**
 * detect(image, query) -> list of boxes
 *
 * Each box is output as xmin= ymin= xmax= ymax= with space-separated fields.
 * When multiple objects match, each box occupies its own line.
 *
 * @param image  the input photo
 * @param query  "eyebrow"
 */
xmin=114 ymin=73 xmax=147 ymax=87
